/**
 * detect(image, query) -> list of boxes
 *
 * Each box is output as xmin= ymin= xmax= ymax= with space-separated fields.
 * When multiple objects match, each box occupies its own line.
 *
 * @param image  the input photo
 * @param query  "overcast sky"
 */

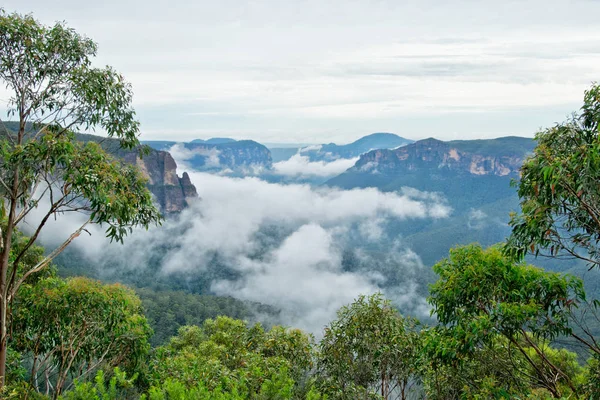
xmin=3 ymin=0 xmax=600 ymax=143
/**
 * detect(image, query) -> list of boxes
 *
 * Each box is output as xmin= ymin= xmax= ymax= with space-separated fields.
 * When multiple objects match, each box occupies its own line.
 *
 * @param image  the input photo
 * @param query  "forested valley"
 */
xmin=2 ymin=8 xmax=600 ymax=400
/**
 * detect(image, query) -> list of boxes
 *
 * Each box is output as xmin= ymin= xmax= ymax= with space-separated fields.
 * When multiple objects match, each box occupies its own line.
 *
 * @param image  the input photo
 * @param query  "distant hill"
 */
xmin=270 ymin=147 xmax=300 ymax=163
xmin=145 ymin=139 xmax=272 ymax=172
xmin=326 ymin=136 xmax=536 ymax=265
xmin=313 ymin=132 xmax=413 ymax=160
xmin=273 ymin=132 xmax=414 ymax=163
xmin=191 ymin=137 xmax=237 ymax=144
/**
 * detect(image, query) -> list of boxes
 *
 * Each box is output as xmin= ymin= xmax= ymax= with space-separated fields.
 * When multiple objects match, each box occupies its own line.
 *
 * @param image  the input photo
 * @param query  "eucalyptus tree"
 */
xmin=0 ymin=10 xmax=161 ymax=386
xmin=428 ymin=244 xmax=586 ymax=398
xmin=506 ymin=83 xmax=600 ymax=269
xmin=318 ymin=293 xmax=422 ymax=400
xmin=148 ymin=317 xmax=316 ymax=399
xmin=13 ymin=276 xmax=152 ymax=397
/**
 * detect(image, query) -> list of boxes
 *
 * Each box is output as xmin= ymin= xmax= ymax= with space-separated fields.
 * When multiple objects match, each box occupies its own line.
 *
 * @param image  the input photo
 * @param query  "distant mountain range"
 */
xmin=326 ymin=136 xmax=537 ymax=265
xmin=143 ymin=132 xmax=540 ymax=267
xmin=144 ymin=132 xmax=413 ymax=172
xmin=271 ymin=132 xmax=413 ymax=162
xmin=3 ymin=122 xmax=543 ymax=264
xmin=144 ymin=139 xmax=272 ymax=172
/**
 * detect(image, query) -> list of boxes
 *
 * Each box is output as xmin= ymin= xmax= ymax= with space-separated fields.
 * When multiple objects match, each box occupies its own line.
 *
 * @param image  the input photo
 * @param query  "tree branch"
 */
xmin=8 ymin=219 xmax=90 ymax=302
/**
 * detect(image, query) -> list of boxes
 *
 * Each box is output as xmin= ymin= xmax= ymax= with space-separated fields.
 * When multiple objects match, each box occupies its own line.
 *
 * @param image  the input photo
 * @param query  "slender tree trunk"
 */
xmin=0 ymin=301 xmax=6 ymax=389
xmin=45 ymin=366 xmax=52 ymax=396
xmin=401 ymin=379 xmax=407 ymax=400
xmin=0 ymin=223 xmax=11 ymax=387
xmin=0 ymin=181 xmax=18 ymax=388
xmin=30 ymin=354 xmax=39 ymax=389
xmin=0 ymin=119 xmax=24 ymax=389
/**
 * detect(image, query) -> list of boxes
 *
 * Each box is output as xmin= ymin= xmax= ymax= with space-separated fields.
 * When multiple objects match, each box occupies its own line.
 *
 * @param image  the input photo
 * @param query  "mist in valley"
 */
xmin=29 ymin=162 xmax=451 ymax=333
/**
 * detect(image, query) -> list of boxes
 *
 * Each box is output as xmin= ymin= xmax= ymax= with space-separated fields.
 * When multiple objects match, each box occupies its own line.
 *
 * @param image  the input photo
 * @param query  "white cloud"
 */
xmin=272 ymin=154 xmax=358 ymax=177
xmin=167 ymin=143 xmax=221 ymax=170
xmin=467 ymin=208 xmax=488 ymax=230
xmin=211 ymin=223 xmax=378 ymax=331
xmin=28 ymin=172 xmax=450 ymax=333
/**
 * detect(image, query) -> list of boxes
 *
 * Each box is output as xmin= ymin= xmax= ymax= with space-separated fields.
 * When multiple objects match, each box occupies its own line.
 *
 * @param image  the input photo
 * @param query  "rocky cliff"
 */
xmin=124 ymin=150 xmax=198 ymax=214
xmin=351 ymin=137 xmax=533 ymax=177
xmin=1 ymin=122 xmax=198 ymax=214
xmin=76 ymin=133 xmax=198 ymax=214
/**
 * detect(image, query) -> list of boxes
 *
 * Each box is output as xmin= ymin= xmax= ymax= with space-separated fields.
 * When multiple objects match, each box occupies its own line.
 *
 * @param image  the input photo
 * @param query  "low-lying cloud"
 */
xmin=169 ymin=141 xmax=358 ymax=179
xmin=27 ymin=172 xmax=450 ymax=333
xmin=168 ymin=143 xmax=222 ymax=170
xmin=272 ymin=153 xmax=359 ymax=177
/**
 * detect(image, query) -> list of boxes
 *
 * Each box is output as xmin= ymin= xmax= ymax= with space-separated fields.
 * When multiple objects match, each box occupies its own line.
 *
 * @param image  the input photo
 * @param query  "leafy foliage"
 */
xmin=421 ymin=333 xmax=531 ymax=399
xmin=318 ymin=293 xmax=422 ymax=400
xmin=12 ymin=277 xmax=151 ymax=396
xmin=430 ymin=245 xmax=584 ymax=343
xmin=147 ymin=317 xmax=316 ymax=399
xmin=59 ymin=368 xmax=139 ymax=400
xmin=507 ymin=83 xmax=600 ymax=269
xmin=428 ymin=244 xmax=588 ymax=397
xmin=0 ymin=9 xmax=161 ymax=386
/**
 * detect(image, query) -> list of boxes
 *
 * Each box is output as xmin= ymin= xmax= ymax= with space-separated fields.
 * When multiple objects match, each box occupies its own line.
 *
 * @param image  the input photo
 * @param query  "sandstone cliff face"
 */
xmin=121 ymin=150 xmax=198 ymax=214
xmin=353 ymin=138 xmax=531 ymax=177
xmin=74 ymin=133 xmax=198 ymax=214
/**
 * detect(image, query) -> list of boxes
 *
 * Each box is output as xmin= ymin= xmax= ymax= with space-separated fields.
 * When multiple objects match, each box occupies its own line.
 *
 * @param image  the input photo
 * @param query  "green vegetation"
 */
xmin=317 ymin=294 xmax=421 ymax=399
xmin=0 ymin=9 xmax=161 ymax=388
xmin=13 ymin=276 xmax=151 ymax=396
xmin=137 ymin=288 xmax=277 ymax=347
xmin=5 ymin=236 xmax=600 ymax=398
xmin=3 ymin=8 xmax=600 ymax=400
xmin=507 ymin=84 xmax=600 ymax=270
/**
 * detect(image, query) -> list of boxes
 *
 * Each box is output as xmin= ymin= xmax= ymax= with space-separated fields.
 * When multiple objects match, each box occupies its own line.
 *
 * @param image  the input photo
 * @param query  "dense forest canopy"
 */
xmin=1 ymin=8 xmax=600 ymax=400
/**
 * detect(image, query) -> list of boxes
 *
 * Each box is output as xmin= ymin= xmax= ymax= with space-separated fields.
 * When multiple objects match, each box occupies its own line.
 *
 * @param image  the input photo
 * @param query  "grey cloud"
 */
xmin=4 ymin=0 xmax=599 ymax=142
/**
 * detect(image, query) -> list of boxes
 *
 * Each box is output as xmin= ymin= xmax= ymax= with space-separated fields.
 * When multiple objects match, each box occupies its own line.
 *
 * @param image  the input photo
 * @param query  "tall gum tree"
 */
xmin=506 ymin=83 xmax=600 ymax=269
xmin=0 ymin=10 xmax=162 ymax=387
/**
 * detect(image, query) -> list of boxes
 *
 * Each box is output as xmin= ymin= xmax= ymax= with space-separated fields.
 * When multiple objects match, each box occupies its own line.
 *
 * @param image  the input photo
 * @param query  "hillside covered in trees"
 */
xmin=2 ymin=8 xmax=600 ymax=400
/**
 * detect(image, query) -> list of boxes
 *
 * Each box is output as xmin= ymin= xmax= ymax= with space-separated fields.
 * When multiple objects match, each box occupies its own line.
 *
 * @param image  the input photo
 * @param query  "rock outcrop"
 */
xmin=76 ymin=133 xmax=198 ymax=214
xmin=124 ymin=150 xmax=198 ymax=214
xmin=352 ymin=137 xmax=533 ymax=177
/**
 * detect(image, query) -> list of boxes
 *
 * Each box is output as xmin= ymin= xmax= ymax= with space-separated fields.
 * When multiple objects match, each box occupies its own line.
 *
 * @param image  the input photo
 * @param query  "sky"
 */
xmin=2 ymin=0 xmax=600 ymax=144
